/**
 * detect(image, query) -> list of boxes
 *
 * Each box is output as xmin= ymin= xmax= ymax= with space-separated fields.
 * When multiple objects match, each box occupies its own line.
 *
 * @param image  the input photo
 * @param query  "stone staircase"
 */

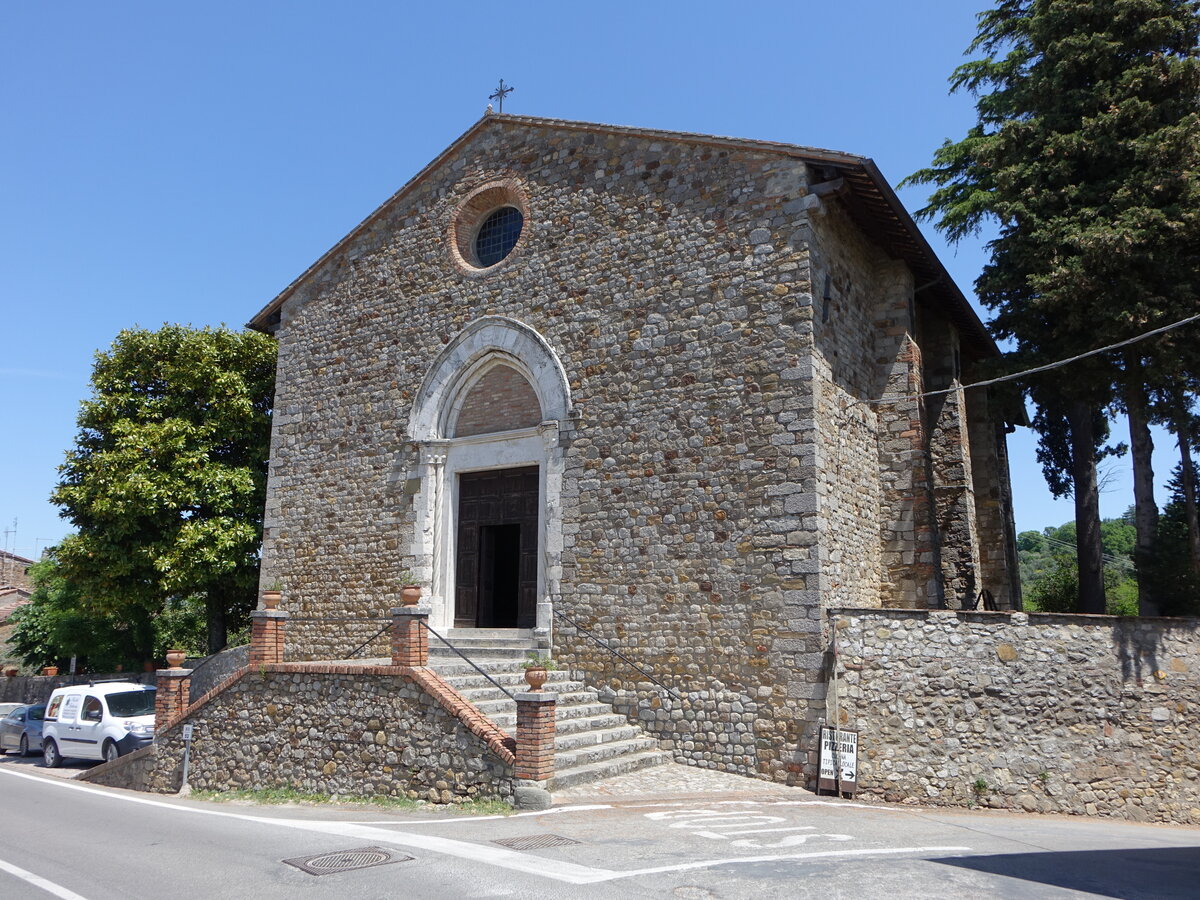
xmin=428 ymin=629 xmax=669 ymax=790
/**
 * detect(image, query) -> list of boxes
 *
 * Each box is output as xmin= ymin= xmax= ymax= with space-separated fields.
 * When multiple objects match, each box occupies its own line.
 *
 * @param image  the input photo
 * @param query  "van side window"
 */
xmin=83 ymin=696 xmax=103 ymax=722
xmin=46 ymin=696 xmax=64 ymax=719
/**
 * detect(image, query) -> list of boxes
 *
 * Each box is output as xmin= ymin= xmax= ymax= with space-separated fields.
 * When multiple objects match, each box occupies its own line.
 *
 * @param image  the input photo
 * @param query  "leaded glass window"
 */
xmin=474 ymin=206 xmax=524 ymax=267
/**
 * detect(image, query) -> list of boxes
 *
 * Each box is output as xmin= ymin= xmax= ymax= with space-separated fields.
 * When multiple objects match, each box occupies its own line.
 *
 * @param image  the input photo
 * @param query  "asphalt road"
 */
xmin=1 ymin=759 xmax=1198 ymax=899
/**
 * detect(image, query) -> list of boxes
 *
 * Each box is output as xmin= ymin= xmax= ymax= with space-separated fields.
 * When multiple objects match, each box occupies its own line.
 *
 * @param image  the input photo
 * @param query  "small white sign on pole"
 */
xmin=818 ymin=726 xmax=858 ymax=795
xmin=181 ymin=723 xmax=194 ymax=741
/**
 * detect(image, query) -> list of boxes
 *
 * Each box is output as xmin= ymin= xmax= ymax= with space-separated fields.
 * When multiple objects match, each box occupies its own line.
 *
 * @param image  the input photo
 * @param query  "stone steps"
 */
xmin=547 ymin=750 xmax=669 ymax=790
xmin=426 ymin=632 xmax=668 ymax=791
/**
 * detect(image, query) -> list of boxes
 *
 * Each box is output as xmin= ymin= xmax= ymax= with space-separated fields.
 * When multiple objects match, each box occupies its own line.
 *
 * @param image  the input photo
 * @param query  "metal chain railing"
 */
xmin=418 ymin=620 xmax=515 ymax=701
xmin=552 ymin=608 xmax=682 ymax=700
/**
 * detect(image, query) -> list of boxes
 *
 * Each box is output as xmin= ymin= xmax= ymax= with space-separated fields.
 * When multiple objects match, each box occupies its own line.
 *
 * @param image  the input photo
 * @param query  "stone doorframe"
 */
xmin=405 ymin=317 xmax=572 ymax=644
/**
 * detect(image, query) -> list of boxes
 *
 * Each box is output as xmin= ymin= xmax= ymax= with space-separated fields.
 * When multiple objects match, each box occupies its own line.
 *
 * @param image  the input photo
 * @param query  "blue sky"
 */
xmin=0 ymin=1 xmax=1181 ymax=561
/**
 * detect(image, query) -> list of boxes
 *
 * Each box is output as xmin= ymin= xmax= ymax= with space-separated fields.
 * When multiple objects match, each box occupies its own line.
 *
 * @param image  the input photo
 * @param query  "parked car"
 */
xmin=41 ymin=681 xmax=156 ymax=766
xmin=0 ymin=702 xmax=23 ymax=718
xmin=0 ymin=704 xmax=45 ymax=757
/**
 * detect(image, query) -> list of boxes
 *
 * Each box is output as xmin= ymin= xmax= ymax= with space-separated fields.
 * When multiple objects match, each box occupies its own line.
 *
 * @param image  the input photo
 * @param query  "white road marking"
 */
xmin=334 ymin=804 xmax=613 ymax=826
xmin=700 ymin=830 xmax=820 ymax=844
xmin=0 ymin=768 xmax=972 ymax=885
xmin=765 ymin=800 xmax=919 ymax=813
xmin=731 ymin=833 xmax=854 ymax=849
xmin=0 ymin=857 xmax=91 ymax=900
xmin=645 ymin=805 xmax=858 ymax=850
xmin=617 ymin=845 xmax=976 ymax=878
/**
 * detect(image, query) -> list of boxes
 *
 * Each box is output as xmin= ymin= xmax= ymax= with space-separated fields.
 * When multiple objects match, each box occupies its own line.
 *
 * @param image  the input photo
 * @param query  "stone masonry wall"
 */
xmin=965 ymin=385 xmax=1018 ymax=608
xmin=262 ymin=120 xmax=836 ymax=785
xmin=259 ymin=118 xmax=1012 ymax=788
xmin=830 ymin=608 xmax=1200 ymax=825
xmin=146 ymin=669 xmax=515 ymax=802
xmin=808 ymin=201 xmax=891 ymax=613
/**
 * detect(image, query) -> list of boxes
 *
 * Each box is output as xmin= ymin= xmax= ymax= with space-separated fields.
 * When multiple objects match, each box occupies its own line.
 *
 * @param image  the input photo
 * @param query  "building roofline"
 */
xmin=247 ymin=114 xmax=996 ymax=357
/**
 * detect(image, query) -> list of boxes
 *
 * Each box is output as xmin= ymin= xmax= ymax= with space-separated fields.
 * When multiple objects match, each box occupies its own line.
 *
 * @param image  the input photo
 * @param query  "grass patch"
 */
xmin=189 ymin=787 xmax=515 ymax=816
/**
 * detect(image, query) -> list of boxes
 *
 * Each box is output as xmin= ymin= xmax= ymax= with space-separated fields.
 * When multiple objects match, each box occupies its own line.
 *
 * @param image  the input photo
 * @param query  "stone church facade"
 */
xmin=249 ymin=114 xmax=1019 ymax=785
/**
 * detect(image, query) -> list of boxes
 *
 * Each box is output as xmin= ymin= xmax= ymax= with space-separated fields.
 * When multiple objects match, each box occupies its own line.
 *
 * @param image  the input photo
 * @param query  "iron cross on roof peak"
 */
xmin=488 ymin=79 xmax=514 ymax=114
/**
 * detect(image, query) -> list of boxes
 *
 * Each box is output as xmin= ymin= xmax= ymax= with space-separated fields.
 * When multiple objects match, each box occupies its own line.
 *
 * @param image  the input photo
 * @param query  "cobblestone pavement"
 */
xmin=553 ymin=761 xmax=818 ymax=803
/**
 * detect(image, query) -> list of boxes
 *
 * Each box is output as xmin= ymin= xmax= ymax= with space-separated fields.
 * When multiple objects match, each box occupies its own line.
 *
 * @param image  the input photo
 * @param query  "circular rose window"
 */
xmin=474 ymin=206 xmax=524 ymax=266
xmin=450 ymin=180 xmax=529 ymax=274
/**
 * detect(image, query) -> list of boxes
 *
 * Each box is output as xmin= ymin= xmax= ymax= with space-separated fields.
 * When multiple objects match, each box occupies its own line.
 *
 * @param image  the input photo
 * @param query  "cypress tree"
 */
xmin=905 ymin=0 xmax=1200 ymax=613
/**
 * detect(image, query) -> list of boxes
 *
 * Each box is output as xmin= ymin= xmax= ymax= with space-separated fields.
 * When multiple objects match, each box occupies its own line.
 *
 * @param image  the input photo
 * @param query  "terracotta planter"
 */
xmin=401 ymin=584 xmax=421 ymax=607
xmin=262 ymin=589 xmax=282 ymax=610
xmin=523 ymin=666 xmax=548 ymax=692
xmin=42 ymin=666 xmax=58 ymax=677
xmin=4 ymin=667 xmax=17 ymax=677
xmin=165 ymin=650 xmax=186 ymax=670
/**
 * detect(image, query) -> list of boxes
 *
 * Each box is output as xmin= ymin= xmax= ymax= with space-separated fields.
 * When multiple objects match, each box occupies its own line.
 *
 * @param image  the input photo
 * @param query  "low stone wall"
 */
xmin=148 ymin=666 xmax=516 ymax=803
xmin=78 ymin=745 xmax=158 ymax=792
xmin=187 ymin=644 xmax=249 ymax=702
xmin=0 ymin=672 xmax=154 ymax=705
xmin=601 ymin=683 xmax=764 ymax=775
xmin=830 ymin=608 xmax=1200 ymax=825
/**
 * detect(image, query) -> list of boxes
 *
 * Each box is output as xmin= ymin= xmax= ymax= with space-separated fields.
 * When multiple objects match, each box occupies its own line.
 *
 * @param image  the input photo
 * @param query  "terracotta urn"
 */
xmin=262 ymin=589 xmax=282 ymax=610
xmin=524 ymin=666 xmax=548 ymax=692
xmin=42 ymin=666 xmax=58 ymax=677
xmin=401 ymin=584 xmax=421 ymax=607
xmin=4 ymin=667 xmax=17 ymax=677
xmin=165 ymin=649 xmax=186 ymax=669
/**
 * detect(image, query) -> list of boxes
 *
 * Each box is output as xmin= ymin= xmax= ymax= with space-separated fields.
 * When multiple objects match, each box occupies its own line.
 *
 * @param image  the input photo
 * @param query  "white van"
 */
xmin=41 ymin=681 xmax=156 ymax=766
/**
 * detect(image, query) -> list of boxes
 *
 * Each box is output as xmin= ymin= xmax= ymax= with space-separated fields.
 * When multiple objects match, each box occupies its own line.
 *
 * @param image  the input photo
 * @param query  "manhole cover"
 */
xmin=283 ymin=846 xmax=412 ymax=876
xmin=492 ymin=834 xmax=581 ymax=851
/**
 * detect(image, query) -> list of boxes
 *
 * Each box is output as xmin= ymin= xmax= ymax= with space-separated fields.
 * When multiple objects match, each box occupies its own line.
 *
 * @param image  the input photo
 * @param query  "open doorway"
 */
xmin=454 ymin=466 xmax=538 ymax=628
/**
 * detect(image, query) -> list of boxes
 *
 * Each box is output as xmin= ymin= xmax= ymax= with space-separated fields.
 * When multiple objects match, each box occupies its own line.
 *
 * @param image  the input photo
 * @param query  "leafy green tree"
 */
xmin=1019 ymin=516 xmax=1140 ymax=615
xmin=52 ymin=325 xmax=276 ymax=654
xmin=905 ymin=0 xmax=1200 ymax=614
xmin=7 ymin=555 xmax=210 ymax=672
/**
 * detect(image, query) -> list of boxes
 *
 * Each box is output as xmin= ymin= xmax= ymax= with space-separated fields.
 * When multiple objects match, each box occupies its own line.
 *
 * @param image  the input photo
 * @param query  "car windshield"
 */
xmin=27 ymin=706 xmax=45 ymax=721
xmin=105 ymin=690 xmax=155 ymax=717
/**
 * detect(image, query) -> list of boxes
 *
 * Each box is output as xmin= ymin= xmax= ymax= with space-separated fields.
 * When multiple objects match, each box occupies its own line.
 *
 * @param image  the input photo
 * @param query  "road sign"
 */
xmin=818 ymin=726 xmax=858 ymax=795
xmin=181 ymin=723 xmax=193 ymax=741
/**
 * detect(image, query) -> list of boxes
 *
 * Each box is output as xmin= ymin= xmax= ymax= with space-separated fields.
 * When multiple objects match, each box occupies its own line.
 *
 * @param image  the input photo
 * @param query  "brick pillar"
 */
xmin=155 ymin=668 xmax=192 ymax=729
xmin=250 ymin=610 xmax=288 ymax=667
xmin=514 ymin=692 xmax=557 ymax=782
xmin=390 ymin=605 xmax=429 ymax=667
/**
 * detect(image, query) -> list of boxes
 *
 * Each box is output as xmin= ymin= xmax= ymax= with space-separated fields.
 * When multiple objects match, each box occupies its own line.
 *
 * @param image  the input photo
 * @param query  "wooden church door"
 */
xmin=454 ymin=466 xmax=539 ymax=628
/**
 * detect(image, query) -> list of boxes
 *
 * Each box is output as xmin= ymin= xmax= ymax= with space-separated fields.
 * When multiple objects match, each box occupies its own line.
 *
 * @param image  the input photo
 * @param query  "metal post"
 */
xmin=180 ymin=723 xmax=193 ymax=794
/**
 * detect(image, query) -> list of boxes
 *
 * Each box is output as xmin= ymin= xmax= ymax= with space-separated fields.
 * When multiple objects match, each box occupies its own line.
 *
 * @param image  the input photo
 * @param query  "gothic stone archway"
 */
xmin=405 ymin=317 xmax=572 ymax=640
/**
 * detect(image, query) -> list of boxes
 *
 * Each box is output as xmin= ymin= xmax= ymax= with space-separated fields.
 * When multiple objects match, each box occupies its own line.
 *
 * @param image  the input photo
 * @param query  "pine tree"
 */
xmin=905 ymin=0 xmax=1200 ymax=613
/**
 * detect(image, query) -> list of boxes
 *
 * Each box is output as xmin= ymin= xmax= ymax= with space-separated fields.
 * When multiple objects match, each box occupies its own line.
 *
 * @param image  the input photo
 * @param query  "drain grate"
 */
xmin=492 ymin=833 xmax=581 ymax=851
xmin=283 ymin=846 xmax=412 ymax=876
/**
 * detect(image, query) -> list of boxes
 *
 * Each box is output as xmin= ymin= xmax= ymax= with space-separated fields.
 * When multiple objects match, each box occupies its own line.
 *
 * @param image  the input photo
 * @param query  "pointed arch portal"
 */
xmin=405 ymin=317 xmax=571 ymax=639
